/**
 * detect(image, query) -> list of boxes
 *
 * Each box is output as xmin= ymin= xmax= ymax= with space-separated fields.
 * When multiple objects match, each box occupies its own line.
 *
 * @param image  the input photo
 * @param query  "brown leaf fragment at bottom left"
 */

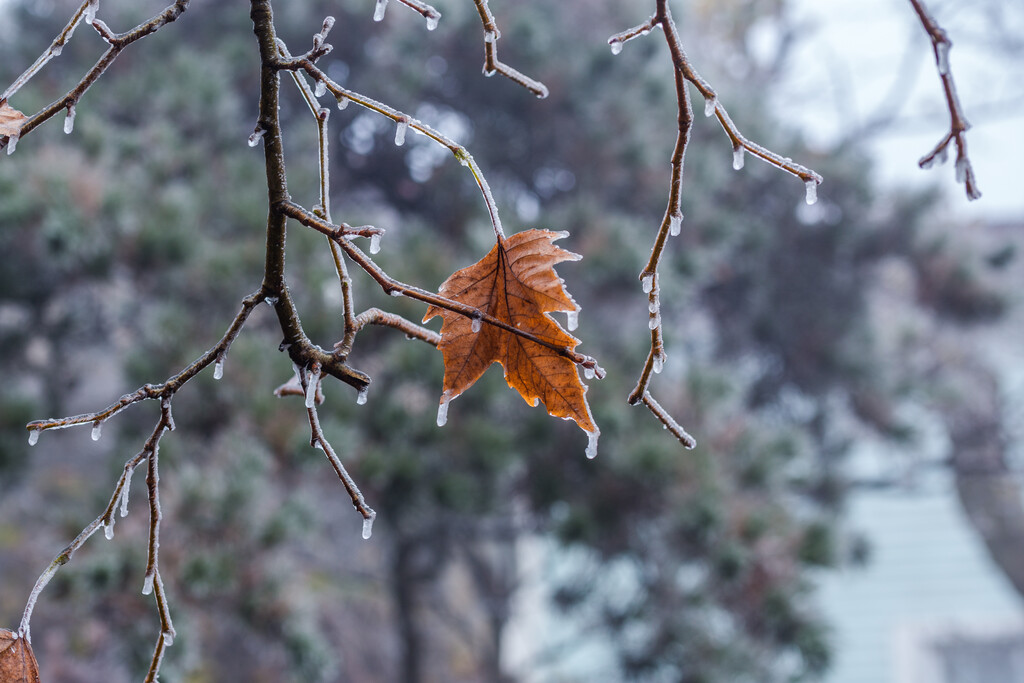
xmin=0 ymin=629 xmax=41 ymax=683
xmin=0 ymin=103 xmax=28 ymax=138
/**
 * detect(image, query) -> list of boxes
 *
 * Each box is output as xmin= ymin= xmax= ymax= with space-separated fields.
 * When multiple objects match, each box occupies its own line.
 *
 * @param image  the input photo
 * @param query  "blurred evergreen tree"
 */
xmin=0 ymin=1 xmax=1009 ymax=682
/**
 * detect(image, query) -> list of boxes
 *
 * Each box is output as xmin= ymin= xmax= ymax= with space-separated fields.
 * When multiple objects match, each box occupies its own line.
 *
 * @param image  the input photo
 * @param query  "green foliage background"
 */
xmin=0 ymin=1 xmax=1008 ymax=682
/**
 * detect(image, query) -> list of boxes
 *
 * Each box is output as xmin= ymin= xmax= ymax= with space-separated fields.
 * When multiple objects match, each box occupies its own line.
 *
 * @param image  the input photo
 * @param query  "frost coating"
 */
xmin=373 ymin=0 xmax=388 ymax=22
xmin=585 ymin=428 xmax=600 ymax=459
xmin=804 ymin=179 xmax=818 ymax=205
xmin=63 ymin=105 xmax=76 ymax=135
xmin=361 ymin=510 xmax=377 ymax=539
xmin=732 ymin=146 xmax=745 ymax=170
xmin=356 ymin=387 xmax=368 ymax=405
xmin=704 ymin=96 xmax=717 ymax=118
xmin=28 ymin=429 xmax=39 ymax=446
xmin=437 ymin=390 xmax=453 ymax=427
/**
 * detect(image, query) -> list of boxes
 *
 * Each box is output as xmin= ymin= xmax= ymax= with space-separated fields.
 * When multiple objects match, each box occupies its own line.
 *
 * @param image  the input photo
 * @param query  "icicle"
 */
xmin=390 ymin=289 xmax=402 ymax=297
xmin=804 ymin=179 xmax=818 ymax=205
xmin=120 ymin=470 xmax=133 ymax=517
xmin=484 ymin=30 xmax=498 ymax=44
xmin=471 ymin=317 xmax=482 ymax=333
xmin=641 ymin=274 xmax=654 ymax=294
xmin=84 ymin=0 xmax=98 ymax=25
xmin=436 ymin=390 xmax=453 ymax=427
xmin=394 ymin=118 xmax=408 ymax=146
xmin=426 ymin=13 xmax=440 ymax=31
xmin=669 ymin=213 xmax=683 ymax=237
xmin=91 ymin=422 xmax=102 ymax=441
xmin=584 ymin=366 xmax=596 ymax=380
xmin=51 ymin=42 xmax=63 ymax=57
xmin=653 ymin=353 xmax=664 ymax=374
xmin=162 ymin=631 xmax=175 ymax=647
xmin=314 ymin=79 xmax=327 ymax=98
xmin=936 ymin=41 xmax=950 ymax=75
xmin=566 ymin=309 xmax=579 ymax=331
xmin=704 ymin=96 xmax=717 ymax=117
xmin=585 ymin=429 xmax=600 ymax=459
xmin=369 ymin=233 xmax=382 ymax=254
xmin=732 ymin=146 xmax=745 ymax=170
xmin=336 ymin=95 xmax=349 ymax=110
xmin=264 ymin=296 xmax=279 ymax=306
xmin=356 ymin=387 xmax=368 ymax=405
xmin=304 ymin=367 xmax=320 ymax=408
xmin=142 ymin=573 xmax=154 ymax=596
xmin=28 ymin=429 xmax=39 ymax=446
xmin=483 ymin=63 xmax=497 ymax=77
xmin=609 ymin=39 xmax=623 ymax=55
xmin=103 ymin=520 xmax=114 ymax=540
xmin=6 ymin=135 xmax=18 ymax=156
xmin=361 ymin=510 xmax=377 ymax=540
xmin=63 ymin=105 xmax=76 ymax=135
xmin=247 ymin=127 xmax=266 ymax=147
xmin=648 ymin=313 xmax=661 ymax=330
xmin=213 ymin=358 xmax=224 ymax=380
xmin=373 ymin=0 xmax=388 ymax=22
xmin=649 ymin=300 xmax=659 ymax=314
xmin=532 ymin=397 xmax=540 ymax=407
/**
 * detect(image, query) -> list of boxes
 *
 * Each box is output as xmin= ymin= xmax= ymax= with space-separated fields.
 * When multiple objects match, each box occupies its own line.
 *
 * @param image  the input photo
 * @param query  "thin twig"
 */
xmin=908 ymin=0 xmax=981 ymax=200
xmin=351 ymin=307 xmax=441 ymax=347
xmin=470 ymin=0 xmax=549 ymax=98
xmin=1 ymin=0 xmax=192 ymax=151
xmin=274 ymin=55 xmax=507 ymax=242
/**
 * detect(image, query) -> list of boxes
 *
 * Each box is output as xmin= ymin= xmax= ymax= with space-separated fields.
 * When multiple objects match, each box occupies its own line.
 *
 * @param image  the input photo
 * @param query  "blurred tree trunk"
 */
xmin=948 ymin=368 xmax=1024 ymax=600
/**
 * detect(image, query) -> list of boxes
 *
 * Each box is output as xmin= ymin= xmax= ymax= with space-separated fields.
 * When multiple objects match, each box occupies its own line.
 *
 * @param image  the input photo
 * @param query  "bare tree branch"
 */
xmin=908 ymin=0 xmax=982 ymax=200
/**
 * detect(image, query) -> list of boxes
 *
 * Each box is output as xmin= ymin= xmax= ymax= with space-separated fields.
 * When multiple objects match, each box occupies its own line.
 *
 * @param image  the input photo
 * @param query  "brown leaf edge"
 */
xmin=0 ymin=629 xmax=41 ymax=683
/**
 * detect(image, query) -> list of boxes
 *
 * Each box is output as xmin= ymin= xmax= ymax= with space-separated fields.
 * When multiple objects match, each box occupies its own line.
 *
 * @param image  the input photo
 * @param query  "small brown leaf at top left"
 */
xmin=0 ymin=104 xmax=28 ymax=138
xmin=0 ymin=629 xmax=41 ymax=683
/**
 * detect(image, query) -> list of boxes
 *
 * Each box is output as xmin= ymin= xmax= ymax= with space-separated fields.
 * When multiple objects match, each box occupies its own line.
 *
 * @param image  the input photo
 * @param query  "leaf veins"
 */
xmin=424 ymin=229 xmax=596 ymax=434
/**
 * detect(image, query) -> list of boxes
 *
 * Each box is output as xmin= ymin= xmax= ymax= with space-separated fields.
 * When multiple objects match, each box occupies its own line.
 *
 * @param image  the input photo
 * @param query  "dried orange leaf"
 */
xmin=424 ymin=229 xmax=596 ymax=433
xmin=0 ymin=104 xmax=28 ymax=138
xmin=0 ymin=629 xmax=41 ymax=683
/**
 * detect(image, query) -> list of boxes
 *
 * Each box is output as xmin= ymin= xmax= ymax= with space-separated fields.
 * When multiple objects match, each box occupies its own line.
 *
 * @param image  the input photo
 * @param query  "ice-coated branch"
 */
xmin=26 ymin=291 xmax=266 ymax=439
xmin=470 ymin=0 xmax=549 ymax=98
xmin=273 ymin=54 xmax=507 ymax=241
xmin=613 ymin=0 xmax=822 ymax=447
xmin=371 ymin=0 xmax=441 ymax=31
xmin=351 ymin=307 xmax=442 ymax=347
xmin=908 ymin=0 xmax=981 ymax=201
xmin=301 ymin=365 xmax=377 ymax=538
xmin=0 ymin=0 xmax=192 ymax=152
